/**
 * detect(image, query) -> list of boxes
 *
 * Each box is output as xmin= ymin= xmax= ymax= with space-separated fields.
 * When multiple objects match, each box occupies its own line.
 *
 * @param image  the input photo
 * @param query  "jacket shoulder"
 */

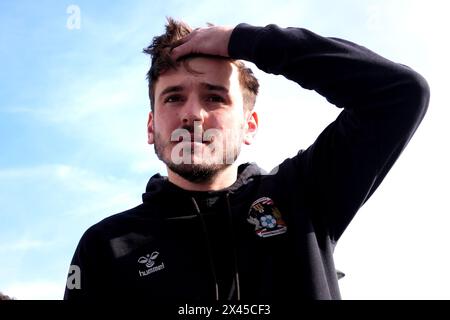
xmin=79 ymin=204 xmax=156 ymax=244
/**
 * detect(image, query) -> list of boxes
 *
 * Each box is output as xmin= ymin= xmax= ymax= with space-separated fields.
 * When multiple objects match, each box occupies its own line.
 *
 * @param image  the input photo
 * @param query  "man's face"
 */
xmin=147 ymin=57 xmax=258 ymax=183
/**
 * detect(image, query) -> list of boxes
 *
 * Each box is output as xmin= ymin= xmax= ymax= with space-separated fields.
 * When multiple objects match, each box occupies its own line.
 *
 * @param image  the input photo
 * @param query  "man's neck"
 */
xmin=167 ymin=164 xmax=238 ymax=192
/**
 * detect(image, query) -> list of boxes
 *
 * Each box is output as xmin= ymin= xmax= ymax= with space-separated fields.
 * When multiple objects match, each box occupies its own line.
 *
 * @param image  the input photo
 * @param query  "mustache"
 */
xmin=179 ymin=124 xmax=197 ymax=134
xmin=171 ymin=125 xmax=206 ymax=143
xmin=169 ymin=121 xmax=228 ymax=143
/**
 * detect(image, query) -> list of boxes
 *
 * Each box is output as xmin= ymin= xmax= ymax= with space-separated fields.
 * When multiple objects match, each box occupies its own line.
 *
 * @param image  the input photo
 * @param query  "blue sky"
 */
xmin=1 ymin=0 xmax=448 ymax=299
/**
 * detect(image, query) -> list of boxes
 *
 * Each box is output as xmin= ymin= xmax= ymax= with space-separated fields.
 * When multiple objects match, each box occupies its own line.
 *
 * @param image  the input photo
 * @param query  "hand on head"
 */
xmin=170 ymin=25 xmax=235 ymax=61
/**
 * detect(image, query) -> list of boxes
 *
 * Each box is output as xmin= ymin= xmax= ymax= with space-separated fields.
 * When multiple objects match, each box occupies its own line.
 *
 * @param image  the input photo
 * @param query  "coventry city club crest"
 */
xmin=247 ymin=197 xmax=287 ymax=238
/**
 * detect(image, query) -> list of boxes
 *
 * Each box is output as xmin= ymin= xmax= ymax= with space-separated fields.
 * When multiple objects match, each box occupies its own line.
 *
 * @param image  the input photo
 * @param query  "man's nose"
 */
xmin=181 ymin=97 xmax=205 ymax=125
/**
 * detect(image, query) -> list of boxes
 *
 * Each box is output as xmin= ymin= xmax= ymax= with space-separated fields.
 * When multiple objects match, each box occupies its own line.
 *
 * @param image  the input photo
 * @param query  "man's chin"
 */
xmin=166 ymin=162 xmax=230 ymax=183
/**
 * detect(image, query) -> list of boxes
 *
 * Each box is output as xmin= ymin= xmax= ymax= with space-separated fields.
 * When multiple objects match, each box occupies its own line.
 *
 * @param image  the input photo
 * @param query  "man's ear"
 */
xmin=243 ymin=111 xmax=258 ymax=145
xmin=147 ymin=111 xmax=155 ymax=145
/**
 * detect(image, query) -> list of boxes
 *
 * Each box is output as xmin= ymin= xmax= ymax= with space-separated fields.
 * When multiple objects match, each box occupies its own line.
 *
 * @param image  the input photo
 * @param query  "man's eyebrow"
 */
xmin=159 ymin=83 xmax=229 ymax=97
xmin=200 ymin=82 xmax=229 ymax=93
xmin=159 ymin=85 xmax=184 ymax=97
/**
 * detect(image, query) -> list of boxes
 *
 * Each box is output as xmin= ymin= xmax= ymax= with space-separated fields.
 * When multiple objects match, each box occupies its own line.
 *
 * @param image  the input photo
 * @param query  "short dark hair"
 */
xmin=143 ymin=17 xmax=259 ymax=111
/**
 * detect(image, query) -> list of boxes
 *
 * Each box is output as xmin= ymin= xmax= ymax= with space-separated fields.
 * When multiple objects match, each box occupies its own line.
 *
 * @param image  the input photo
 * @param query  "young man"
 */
xmin=64 ymin=18 xmax=429 ymax=300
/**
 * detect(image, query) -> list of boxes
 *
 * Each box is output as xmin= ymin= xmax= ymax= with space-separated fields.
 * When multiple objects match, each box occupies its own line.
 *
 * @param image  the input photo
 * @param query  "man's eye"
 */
xmin=206 ymin=95 xmax=225 ymax=103
xmin=164 ymin=95 xmax=182 ymax=103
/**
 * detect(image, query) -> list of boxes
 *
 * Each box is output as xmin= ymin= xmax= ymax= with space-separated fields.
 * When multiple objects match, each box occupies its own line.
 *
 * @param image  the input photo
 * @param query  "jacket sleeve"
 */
xmin=228 ymin=23 xmax=430 ymax=242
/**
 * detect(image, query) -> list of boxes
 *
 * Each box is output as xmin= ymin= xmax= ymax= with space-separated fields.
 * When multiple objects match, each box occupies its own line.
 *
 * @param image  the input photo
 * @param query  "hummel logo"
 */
xmin=138 ymin=251 xmax=159 ymax=268
xmin=137 ymin=251 xmax=165 ymax=277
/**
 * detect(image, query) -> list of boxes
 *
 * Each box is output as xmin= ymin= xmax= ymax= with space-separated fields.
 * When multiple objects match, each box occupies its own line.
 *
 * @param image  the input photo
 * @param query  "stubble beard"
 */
xmin=153 ymin=130 xmax=243 ymax=183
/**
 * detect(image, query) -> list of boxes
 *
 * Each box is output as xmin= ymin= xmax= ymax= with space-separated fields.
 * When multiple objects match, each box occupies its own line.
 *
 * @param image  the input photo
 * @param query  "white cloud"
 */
xmin=174 ymin=0 xmax=309 ymax=27
xmin=0 ymin=163 xmax=143 ymax=214
xmin=4 ymin=280 xmax=63 ymax=300
xmin=0 ymin=238 xmax=54 ymax=253
xmin=0 ymin=164 xmax=132 ymax=191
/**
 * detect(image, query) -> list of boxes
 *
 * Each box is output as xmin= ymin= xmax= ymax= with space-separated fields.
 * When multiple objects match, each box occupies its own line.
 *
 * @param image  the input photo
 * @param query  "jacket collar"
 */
xmin=142 ymin=162 xmax=265 ymax=205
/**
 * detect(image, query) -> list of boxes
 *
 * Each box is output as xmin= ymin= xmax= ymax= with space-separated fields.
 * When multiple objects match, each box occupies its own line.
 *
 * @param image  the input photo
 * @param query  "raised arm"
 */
xmin=172 ymin=23 xmax=430 ymax=242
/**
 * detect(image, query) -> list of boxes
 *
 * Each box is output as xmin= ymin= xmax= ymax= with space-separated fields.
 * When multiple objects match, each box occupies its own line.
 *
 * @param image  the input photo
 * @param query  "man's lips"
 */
xmin=174 ymin=134 xmax=214 ymax=143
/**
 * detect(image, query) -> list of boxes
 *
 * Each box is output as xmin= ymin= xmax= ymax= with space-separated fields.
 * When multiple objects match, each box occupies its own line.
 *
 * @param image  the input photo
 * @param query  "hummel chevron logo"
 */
xmin=137 ymin=251 xmax=165 ymax=277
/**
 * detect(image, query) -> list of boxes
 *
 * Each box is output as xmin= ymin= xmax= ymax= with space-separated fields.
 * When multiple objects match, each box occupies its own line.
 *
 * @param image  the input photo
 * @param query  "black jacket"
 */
xmin=64 ymin=23 xmax=430 ymax=301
